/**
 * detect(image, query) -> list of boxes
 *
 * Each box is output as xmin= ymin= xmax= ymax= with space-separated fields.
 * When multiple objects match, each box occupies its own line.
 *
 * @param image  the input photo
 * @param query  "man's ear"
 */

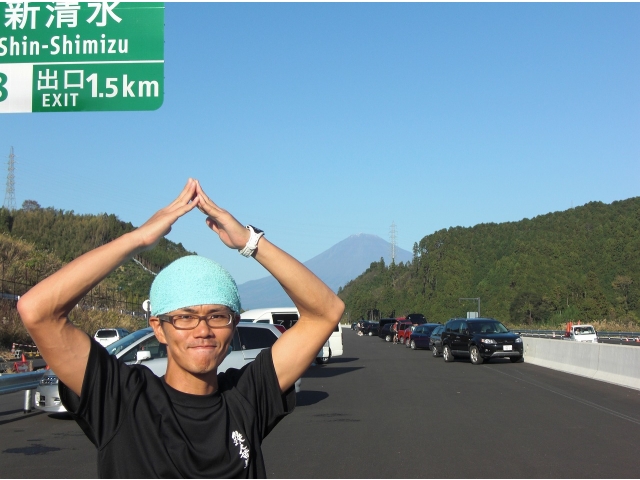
xmin=150 ymin=317 xmax=168 ymax=345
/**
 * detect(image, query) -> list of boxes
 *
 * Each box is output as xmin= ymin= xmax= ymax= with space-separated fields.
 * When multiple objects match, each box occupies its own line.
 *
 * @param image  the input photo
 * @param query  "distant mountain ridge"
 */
xmin=238 ymin=234 xmax=412 ymax=310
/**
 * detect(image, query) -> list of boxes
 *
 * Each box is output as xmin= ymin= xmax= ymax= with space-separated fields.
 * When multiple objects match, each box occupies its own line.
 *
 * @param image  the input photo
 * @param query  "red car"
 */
xmin=395 ymin=319 xmax=414 ymax=345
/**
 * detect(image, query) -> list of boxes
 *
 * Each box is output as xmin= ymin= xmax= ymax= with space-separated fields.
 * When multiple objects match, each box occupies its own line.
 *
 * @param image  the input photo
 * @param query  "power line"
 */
xmin=3 ymin=147 xmax=16 ymax=211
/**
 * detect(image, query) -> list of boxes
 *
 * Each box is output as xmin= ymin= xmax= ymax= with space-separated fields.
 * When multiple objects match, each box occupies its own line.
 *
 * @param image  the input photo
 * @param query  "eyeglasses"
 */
xmin=157 ymin=313 xmax=235 ymax=330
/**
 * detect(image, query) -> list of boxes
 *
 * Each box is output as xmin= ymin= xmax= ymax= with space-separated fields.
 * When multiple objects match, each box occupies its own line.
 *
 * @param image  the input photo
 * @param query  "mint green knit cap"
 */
xmin=150 ymin=255 xmax=241 ymax=316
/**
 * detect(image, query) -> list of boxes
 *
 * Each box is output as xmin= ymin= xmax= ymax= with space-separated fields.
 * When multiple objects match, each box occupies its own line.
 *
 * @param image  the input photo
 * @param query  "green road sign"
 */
xmin=0 ymin=1 xmax=164 ymax=113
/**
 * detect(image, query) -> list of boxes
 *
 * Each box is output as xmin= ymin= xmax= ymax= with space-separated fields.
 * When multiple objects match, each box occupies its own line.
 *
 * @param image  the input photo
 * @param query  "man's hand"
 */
xmin=194 ymin=180 xmax=250 ymax=250
xmin=135 ymin=178 xmax=201 ymax=251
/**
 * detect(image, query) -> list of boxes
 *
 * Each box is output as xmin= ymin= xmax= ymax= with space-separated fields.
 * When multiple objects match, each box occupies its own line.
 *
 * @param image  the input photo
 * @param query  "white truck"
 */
xmin=240 ymin=307 xmax=343 ymax=363
xmin=563 ymin=324 xmax=598 ymax=343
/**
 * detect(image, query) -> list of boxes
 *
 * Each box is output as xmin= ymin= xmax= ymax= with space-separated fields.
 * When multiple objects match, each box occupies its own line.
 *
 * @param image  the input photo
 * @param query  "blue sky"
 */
xmin=2 ymin=3 xmax=639 ymax=284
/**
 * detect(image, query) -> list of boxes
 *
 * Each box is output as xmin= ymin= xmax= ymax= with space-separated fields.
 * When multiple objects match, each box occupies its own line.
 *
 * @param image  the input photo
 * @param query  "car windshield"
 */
xmin=106 ymin=328 xmax=153 ymax=356
xmin=469 ymin=322 xmax=509 ymax=334
xmin=574 ymin=326 xmax=595 ymax=335
xmin=96 ymin=329 xmax=117 ymax=338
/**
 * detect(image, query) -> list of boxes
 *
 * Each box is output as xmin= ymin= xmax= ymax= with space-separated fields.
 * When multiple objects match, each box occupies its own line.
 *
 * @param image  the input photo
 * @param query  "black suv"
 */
xmin=440 ymin=318 xmax=523 ymax=364
xmin=378 ymin=318 xmax=397 ymax=330
xmin=406 ymin=313 xmax=426 ymax=325
xmin=378 ymin=323 xmax=394 ymax=342
xmin=360 ymin=321 xmax=379 ymax=336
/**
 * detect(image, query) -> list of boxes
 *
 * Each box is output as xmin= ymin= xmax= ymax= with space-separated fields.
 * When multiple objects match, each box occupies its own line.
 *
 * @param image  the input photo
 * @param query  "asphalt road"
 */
xmin=0 ymin=330 xmax=638 ymax=478
xmin=261 ymin=330 xmax=640 ymax=478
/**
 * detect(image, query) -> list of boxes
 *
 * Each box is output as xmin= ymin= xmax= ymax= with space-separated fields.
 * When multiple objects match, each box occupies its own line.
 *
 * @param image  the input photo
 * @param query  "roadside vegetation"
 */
xmin=339 ymin=197 xmax=640 ymax=331
xmin=0 ymin=202 xmax=194 ymax=350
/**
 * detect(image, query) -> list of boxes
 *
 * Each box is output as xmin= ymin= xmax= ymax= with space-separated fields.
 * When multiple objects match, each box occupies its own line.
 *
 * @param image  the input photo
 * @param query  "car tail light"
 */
xmin=274 ymin=325 xmax=286 ymax=334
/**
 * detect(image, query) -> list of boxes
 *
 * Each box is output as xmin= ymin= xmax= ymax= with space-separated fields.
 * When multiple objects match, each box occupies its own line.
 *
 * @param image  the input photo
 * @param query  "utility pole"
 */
xmin=3 ymin=147 xmax=16 ymax=212
xmin=389 ymin=221 xmax=397 ymax=264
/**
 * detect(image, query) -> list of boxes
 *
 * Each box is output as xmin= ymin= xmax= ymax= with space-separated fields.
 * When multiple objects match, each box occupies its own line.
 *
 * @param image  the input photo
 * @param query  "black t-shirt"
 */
xmin=60 ymin=339 xmax=295 ymax=478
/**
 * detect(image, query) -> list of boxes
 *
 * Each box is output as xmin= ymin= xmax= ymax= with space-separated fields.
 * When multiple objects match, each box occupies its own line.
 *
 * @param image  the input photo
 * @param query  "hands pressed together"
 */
xmin=137 ymin=178 xmax=251 ymax=253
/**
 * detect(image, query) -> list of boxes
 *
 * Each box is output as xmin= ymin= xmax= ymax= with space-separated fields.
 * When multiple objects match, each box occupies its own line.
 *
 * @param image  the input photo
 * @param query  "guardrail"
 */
xmin=0 ymin=370 xmax=47 ymax=413
xmin=517 ymin=329 xmax=640 ymax=343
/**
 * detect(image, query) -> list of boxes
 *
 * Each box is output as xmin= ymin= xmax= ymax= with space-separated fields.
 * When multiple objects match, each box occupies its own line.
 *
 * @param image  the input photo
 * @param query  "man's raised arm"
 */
xmin=195 ymin=182 xmax=345 ymax=392
xmin=17 ymin=180 xmax=201 ymax=396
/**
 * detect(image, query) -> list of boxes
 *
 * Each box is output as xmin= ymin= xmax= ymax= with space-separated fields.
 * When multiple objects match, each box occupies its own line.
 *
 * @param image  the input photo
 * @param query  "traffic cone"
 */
xmin=21 ymin=353 xmax=26 ymax=362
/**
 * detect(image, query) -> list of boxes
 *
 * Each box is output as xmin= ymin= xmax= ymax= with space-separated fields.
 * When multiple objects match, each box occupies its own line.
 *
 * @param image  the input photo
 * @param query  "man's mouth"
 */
xmin=188 ymin=343 xmax=218 ymax=349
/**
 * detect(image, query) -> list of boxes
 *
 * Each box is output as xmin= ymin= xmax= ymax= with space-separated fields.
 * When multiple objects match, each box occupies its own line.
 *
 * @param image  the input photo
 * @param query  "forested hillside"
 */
xmin=338 ymin=198 xmax=640 ymax=327
xmin=0 ymin=204 xmax=194 ymax=298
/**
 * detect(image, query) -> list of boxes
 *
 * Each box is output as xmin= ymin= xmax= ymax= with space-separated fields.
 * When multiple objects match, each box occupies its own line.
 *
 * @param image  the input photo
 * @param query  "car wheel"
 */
xmin=443 ymin=345 xmax=454 ymax=362
xmin=510 ymin=356 xmax=523 ymax=363
xmin=316 ymin=357 xmax=327 ymax=365
xmin=410 ymin=340 xmax=416 ymax=350
xmin=385 ymin=334 xmax=392 ymax=342
xmin=432 ymin=344 xmax=439 ymax=357
xmin=469 ymin=345 xmax=484 ymax=365
xmin=368 ymin=331 xmax=373 ymax=336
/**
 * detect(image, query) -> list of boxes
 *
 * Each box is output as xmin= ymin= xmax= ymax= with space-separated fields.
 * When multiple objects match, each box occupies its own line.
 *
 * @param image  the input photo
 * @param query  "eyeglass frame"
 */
xmin=156 ymin=312 xmax=237 ymax=330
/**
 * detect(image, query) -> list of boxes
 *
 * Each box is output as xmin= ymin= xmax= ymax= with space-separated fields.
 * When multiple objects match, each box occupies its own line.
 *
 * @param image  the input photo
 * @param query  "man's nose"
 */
xmin=192 ymin=318 xmax=215 ymax=336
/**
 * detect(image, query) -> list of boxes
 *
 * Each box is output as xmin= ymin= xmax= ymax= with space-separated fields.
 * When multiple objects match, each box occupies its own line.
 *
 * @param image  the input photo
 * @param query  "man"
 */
xmin=17 ymin=179 xmax=344 ymax=478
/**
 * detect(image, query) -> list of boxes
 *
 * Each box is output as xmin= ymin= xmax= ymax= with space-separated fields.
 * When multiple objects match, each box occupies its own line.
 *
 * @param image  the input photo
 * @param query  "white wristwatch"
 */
xmin=238 ymin=225 xmax=264 ymax=257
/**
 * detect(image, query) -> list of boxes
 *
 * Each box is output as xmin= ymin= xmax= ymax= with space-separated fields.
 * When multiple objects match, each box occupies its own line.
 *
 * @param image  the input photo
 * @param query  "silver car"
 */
xmin=35 ymin=323 xmax=301 ymax=413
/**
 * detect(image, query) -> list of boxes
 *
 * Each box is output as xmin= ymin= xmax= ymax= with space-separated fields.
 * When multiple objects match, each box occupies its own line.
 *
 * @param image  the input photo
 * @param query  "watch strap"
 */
xmin=239 ymin=225 xmax=264 ymax=257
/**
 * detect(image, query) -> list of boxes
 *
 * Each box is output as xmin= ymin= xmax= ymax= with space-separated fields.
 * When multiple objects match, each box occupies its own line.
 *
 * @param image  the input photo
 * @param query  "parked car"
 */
xmin=378 ymin=318 xmax=397 ymax=331
xmin=563 ymin=324 xmax=598 ymax=343
xmin=94 ymin=328 xmax=130 ymax=347
xmin=329 ymin=322 xmax=344 ymax=357
xmin=407 ymin=323 xmax=442 ymax=349
xmin=440 ymin=318 xmax=523 ymax=364
xmin=379 ymin=323 xmax=394 ymax=342
xmin=360 ymin=321 xmax=379 ymax=336
xmin=429 ymin=324 xmax=445 ymax=357
xmin=316 ymin=340 xmax=331 ymax=365
xmin=396 ymin=319 xmax=415 ymax=345
xmin=35 ymin=323 xmax=302 ymax=413
xmin=405 ymin=313 xmax=427 ymax=325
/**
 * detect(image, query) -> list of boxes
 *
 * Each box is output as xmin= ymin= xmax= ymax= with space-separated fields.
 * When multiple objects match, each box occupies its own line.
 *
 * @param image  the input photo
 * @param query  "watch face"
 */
xmin=249 ymin=225 xmax=264 ymax=234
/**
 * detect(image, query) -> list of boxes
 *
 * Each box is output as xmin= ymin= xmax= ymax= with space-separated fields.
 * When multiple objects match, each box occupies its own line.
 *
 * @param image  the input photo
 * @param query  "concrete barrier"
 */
xmin=523 ymin=338 xmax=640 ymax=391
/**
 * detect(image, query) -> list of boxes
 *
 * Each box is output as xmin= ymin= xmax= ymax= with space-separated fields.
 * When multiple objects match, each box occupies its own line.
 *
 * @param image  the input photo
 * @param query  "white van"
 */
xmin=329 ymin=323 xmax=343 ymax=357
xmin=241 ymin=307 xmax=343 ymax=361
xmin=240 ymin=307 xmax=299 ymax=329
